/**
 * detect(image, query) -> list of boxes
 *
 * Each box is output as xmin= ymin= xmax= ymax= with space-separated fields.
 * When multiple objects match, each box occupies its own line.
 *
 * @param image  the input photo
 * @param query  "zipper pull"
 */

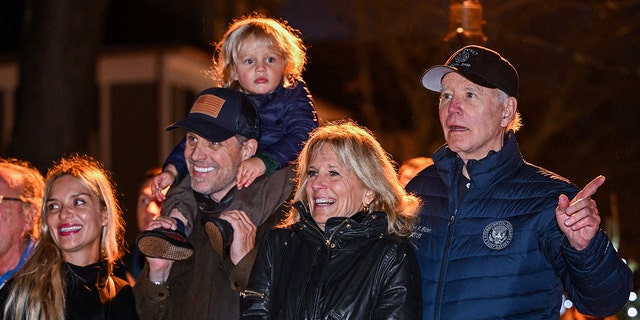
xmin=240 ymin=290 xmax=265 ymax=299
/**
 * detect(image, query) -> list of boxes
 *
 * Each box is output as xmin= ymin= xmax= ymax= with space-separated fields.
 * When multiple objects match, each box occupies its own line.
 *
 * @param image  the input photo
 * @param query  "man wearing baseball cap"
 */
xmin=406 ymin=45 xmax=632 ymax=319
xmin=133 ymin=87 xmax=295 ymax=320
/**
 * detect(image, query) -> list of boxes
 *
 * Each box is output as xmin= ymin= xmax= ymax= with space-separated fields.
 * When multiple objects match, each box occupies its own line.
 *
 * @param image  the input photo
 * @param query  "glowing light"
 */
xmin=627 ymin=307 xmax=638 ymax=317
xmin=564 ymin=299 xmax=573 ymax=309
xmin=630 ymin=291 xmax=638 ymax=302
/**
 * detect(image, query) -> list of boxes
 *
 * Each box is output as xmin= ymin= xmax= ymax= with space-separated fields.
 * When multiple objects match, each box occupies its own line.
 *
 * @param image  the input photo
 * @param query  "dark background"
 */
xmin=1 ymin=0 xmax=639 ymax=288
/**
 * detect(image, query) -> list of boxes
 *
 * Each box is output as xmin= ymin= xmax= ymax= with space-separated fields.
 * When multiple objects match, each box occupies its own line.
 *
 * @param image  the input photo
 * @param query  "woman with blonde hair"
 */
xmin=0 ymin=154 xmax=137 ymax=320
xmin=241 ymin=121 xmax=422 ymax=319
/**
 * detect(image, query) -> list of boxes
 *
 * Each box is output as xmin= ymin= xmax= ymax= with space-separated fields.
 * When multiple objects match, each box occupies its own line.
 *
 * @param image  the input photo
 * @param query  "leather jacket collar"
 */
xmin=292 ymin=201 xmax=388 ymax=248
xmin=194 ymin=188 xmax=235 ymax=215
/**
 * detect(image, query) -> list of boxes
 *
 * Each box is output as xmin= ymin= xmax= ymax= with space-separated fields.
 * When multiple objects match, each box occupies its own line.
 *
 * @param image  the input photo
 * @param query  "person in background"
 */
xmin=143 ymin=13 xmax=317 ymax=260
xmin=133 ymin=87 xmax=295 ymax=320
xmin=0 ymin=154 xmax=137 ymax=320
xmin=241 ymin=121 xmax=423 ymax=319
xmin=407 ymin=44 xmax=632 ymax=319
xmin=398 ymin=156 xmax=433 ymax=187
xmin=117 ymin=167 xmax=162 ymax=284
xmin=0 ymin=158 xmax=44 ymax=289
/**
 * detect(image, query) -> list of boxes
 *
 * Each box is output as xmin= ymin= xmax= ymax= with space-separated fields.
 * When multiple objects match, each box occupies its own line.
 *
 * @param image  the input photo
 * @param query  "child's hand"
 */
xmin=236 ymin=158 xmax=266 ymax=189
xmin=152 ymin=171 xmax=175 ymax=201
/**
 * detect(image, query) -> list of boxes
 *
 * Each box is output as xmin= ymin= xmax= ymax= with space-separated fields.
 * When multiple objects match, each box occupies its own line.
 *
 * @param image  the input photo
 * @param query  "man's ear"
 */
xmin=22 ymin=206 xmax=37 ymax=233
xmin=241 ymin=139 xmax=258 ymax=161
xmin=500 ymin=97 xmax=518 ymax=128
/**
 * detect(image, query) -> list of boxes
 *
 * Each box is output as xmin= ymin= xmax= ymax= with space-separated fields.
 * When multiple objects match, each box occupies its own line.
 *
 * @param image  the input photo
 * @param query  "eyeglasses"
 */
xmin=0 ymin=195 xmax=26 ymax=205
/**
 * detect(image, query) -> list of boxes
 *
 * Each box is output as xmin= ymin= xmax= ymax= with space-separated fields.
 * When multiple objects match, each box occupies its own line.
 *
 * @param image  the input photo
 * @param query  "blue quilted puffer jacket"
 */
xmin=406 ymin=131 xmax=632 ymax=320
xmin=245 ymin=80 xmax=318 ymax=169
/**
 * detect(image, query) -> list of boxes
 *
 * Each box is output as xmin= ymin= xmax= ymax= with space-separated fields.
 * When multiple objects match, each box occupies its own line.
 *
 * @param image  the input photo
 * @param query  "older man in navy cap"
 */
xmin=406 ymin=45 xmax=632 ymax=319
xmin=133 ymin=87 xmax=295 ymax=320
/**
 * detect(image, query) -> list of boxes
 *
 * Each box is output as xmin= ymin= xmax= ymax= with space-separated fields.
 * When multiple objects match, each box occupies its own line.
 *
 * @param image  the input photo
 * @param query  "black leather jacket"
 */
xmin=240 ymin=202 xmax=422 ymax=319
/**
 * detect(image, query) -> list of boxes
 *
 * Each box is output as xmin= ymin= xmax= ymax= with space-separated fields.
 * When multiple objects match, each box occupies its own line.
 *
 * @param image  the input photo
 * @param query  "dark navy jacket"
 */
xmin=245 ymin=81 xmax=317 ymax=169
xmin=164 ymin=81 xmax=317 ymax=178
xmin=406 ymin=131 xmax=632 ymax=319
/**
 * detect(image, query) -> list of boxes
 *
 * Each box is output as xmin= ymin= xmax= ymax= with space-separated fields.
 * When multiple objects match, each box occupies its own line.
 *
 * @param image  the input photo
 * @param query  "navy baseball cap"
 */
xmin=421 ymin=45 xmax=519 ymax=98
xmin=167 ymin=87 xmax=261 ymax=142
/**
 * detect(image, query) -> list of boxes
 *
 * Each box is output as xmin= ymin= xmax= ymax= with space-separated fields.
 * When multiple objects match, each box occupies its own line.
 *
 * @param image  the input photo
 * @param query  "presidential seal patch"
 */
xmin=483 ymin=220 xmax=513 ymax=250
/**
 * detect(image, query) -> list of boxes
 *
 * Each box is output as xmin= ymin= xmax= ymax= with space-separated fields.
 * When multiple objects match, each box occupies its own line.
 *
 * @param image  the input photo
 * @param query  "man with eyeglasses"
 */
xmin=0 ymin=158 xmax=44 ymax=289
